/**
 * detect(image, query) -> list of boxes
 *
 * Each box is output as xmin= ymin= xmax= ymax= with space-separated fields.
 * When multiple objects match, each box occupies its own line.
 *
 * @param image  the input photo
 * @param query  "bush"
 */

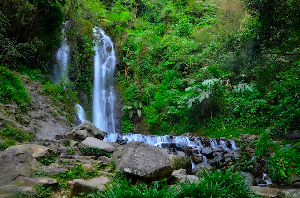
xmin=35 ymin=185 xmax=53 ymax=198
xmin=80 ymin=146 xmax=111 ymax=158
xmin=0 ymin=122 xmax=34 ymax=151
xmin=268 ymin=144 xmax=300 ymax=183
xmin=0 ymin=66 xmax=31 ymax=112
xmin=267 ymin=62 xmax=300 ymax=138
xmin=41 ymin=80 xmax=78 ymax=122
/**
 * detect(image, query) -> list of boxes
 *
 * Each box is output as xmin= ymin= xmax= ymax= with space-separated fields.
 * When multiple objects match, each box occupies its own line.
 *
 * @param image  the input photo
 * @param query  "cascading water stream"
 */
xmin=54 ymin=23 xmax=86 ymax=123
xmin=93 ymin=27 xmax=116 ymax=133
xmin=54 ymin=25 xmax=69 ymax=83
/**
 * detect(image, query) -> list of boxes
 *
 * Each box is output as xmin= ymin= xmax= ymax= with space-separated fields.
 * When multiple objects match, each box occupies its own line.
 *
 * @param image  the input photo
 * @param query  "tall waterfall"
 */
xmin=54 ymin=23 xmax=86 ymax=123
xmin=93 ymin=27 xmax=116 ymax=133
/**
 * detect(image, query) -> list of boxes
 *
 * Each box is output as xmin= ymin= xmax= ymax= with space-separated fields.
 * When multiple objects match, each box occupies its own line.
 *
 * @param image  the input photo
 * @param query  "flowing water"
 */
xmin=104 ymin=133 xmax=236 ymax=150
xmin=54 ymin=25 xmax=69 ymax=83
xmin=75 ymin=104 xmax=87 ymax=123
xmin=92 ymin=27 xmax=116 ymax=133
xmin=54 ymin=23 xmax=86 ymax=123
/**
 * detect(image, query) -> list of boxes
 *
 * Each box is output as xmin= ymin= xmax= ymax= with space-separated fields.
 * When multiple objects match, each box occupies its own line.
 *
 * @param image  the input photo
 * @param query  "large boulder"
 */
xmin=68 ymin=121 xmax=104 ymax=140
xmin=70 ymin=177 xmax=110 ymax=197
xmin=81 ymin=137 xmax=116 ymax=153
xmin=0 ymin=147 xmax=40 ymax=185
xmin=10 ymin=144 xmax=50 ymax=160
xmin=251 ymin=186 xmax=279 ymax=198
xmin=113 ymin=141 xmax=172 ymax=180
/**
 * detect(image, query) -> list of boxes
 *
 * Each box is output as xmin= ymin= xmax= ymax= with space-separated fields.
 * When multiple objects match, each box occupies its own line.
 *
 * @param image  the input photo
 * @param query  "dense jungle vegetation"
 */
xmin=1 ymin=0 xmax=300 ymax=185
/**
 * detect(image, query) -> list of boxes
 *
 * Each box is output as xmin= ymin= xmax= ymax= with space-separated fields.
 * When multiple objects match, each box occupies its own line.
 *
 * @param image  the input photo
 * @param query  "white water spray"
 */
xmin=93 ymin=27 xmax=116 ymax=133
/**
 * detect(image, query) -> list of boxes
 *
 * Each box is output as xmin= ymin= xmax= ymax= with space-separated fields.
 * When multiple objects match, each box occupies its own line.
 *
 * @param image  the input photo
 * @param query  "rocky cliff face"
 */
xmin=0 ymin=75 xmax=76 ymax=144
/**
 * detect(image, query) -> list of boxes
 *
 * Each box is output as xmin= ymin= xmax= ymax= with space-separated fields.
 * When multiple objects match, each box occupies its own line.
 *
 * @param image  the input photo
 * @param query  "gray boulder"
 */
xmin=68 ymin=121 xmax=104 ymax=140
xmin=70 ymin=177 xmax=110 ymax=197
xmin=240 ymin=172 xmax=254 ymax=186
xmin=10 ymin=144 xmax=50 ymax=160
xmin=14 ymin=176 xmax=57 ymax=186
xmin=81 ymin=137 xmax=116 ymax=153
xmin=0 ymin=185 xmax=34 ymax=194
xmin=0 ymin=147 xmax=40 ymax=185
xmin=170 ymin=169 xmax=187 ymax=183
xmin=278 ymin=189 xmax=300 ymax=198
xmin=186 ymin=175 xmax=200 ymax=183
xmin=191 ymin=163 xmax=212 ymax=176
xmin=113 ymin=141 xmax=172 ymax=180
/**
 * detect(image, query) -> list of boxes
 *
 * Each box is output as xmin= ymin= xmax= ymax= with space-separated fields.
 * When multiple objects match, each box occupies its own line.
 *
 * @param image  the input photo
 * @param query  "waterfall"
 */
xmin=54 ymin=25 xmax=69 ymax=83
xmin=92 ymin=27 xmax=116 ymax=133
xmin=54 ymin=23 xmax=86 ymax=124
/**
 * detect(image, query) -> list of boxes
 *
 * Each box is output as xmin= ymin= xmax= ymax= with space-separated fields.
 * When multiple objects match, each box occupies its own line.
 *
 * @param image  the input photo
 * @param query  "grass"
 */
xmin=0 ymin=122 xmax=34 ymax=150
xmin=87 ymin=169 xmax=257 ymax=198
xmin=0 ymin=66 xmax=31 ymax=112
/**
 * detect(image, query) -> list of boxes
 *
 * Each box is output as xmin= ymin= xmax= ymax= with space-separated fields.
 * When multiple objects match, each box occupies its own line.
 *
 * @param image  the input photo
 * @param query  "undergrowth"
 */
xmin=88 ymin=169 xmax=256 ymax=198
xmin=0 ymin=122 xmax=34 ymax=150
xmin=41 ymin=79 xmax=78 ymax=123
xmin=0 ymin=66 xmax=31 ymax=112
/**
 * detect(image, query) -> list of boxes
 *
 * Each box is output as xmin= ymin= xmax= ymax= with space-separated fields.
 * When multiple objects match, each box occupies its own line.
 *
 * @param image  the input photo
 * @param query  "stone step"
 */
xmin=41 ymin=167 xmax=69 ymax=175
xmin=14 ymin=176 xmax=57 ymax=186
xmin=98 ymin=171 xmax=114 ymax=177
xmin=0 ymin=185 xmax=34 ymax=195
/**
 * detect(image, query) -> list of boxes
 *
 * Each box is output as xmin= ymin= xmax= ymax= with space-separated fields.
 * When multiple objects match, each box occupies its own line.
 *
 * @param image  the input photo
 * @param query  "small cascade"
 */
xmin=230 ymin=140 xmax=237 ymax=150
xmin=104 ymin=133 xmax=238 ymax=168
xmin=210 ymin=139 xmax=218 ymax=149
xmin=262 ymin=173 xmax=273 ymax=186
xmin=220 ymin=140 xmax=231 ymax=152
xmin=104 ymin=133 xmax=202 ymax=147
xmin=54 ymin=23 xmax=86 ymax=123
xmin=92 ymin=27 xmax=116 ymax=133
xmin=75 ymin=104 xmax=86 ymax=123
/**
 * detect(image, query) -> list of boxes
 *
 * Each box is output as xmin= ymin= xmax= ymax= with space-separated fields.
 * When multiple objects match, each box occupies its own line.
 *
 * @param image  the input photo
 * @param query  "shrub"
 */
xmin=41 ymin=80 xmax=78 ymax=122
xmin=38 ymin=156 xmax=57 ymax=166
xmin=80 ymin=146 xmax=111 ymax=158
xmin=35 ymin=185 xmax=53 ymax=198
xmin=0 ymin=122 xmax=34 ymax=151
xmin=268 ymin=144 xmax=300 ymax=183
xmin=0 ymin=66 xmax=31 ymax=112
xmin=267 ymin=62 xmax=300 ymax=138
xmin=57 ymin=165 xmax=99 ymax=181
